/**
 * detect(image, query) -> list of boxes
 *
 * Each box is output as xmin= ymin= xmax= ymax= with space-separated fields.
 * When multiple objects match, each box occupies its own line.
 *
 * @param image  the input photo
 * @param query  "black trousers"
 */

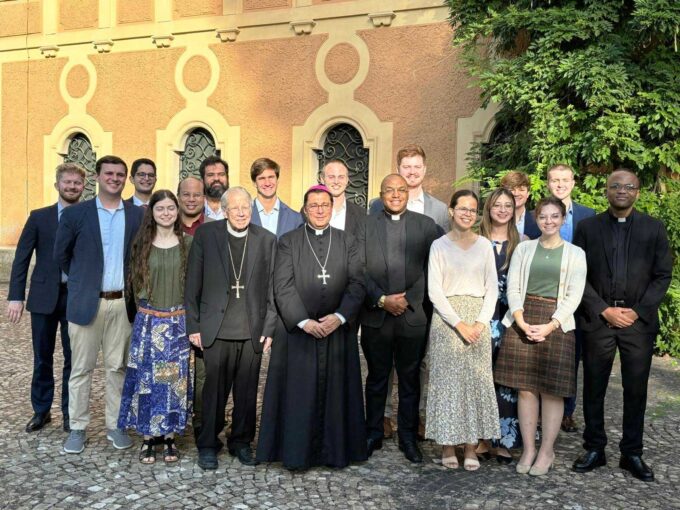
xmin=30 ymin=286 xmax=71 ymax=416
xmin=582 ymin=324 xmax=655 ymax=456
xmin=197 ymin=338 xmax=261 ymax=451
xmin=361 ymin=315 xmax=428 ymax=443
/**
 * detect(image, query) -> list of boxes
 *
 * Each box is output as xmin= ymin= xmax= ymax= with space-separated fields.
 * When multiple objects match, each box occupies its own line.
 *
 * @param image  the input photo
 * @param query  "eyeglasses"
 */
xmin=454 ymin=207 xmax=477 ymax=216
xmin=226 ymin=206 xmax=250 ymax=214
xmin=608 ymin=183 xmax=639 ymax=192
xmin=135 ymin=172 xmax=156 ymax=180
xmin=491 ymin=204 xmax=514 ymax=211
xmin=307 ymin=203 xmax=332 ymax=211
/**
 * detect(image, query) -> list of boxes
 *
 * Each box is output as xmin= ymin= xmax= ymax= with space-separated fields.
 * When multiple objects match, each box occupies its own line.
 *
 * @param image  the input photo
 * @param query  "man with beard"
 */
xmin=319 ymin=159 xmax=366 ymax=232
xmin=55 ymin=155 xmax=144 ymax=454
xmin=257 ymin=185 xmax=367 ymax=470
xmin=249 ymin=158 xmax=302 ymax=238
xmin=199 ymin=156 xmax=229 ymax=220
xmin=8 ymin=163 xmax=86 ymax=433
xmin=185 ymin=187 xmax=277 ymax=470
xmin=572 ymin=169 xmax=672 ymax=482
xmin=125 ymin=158 xmax=156 ymax=207
xmin=359 ymin=174 xmax=440 ymax=463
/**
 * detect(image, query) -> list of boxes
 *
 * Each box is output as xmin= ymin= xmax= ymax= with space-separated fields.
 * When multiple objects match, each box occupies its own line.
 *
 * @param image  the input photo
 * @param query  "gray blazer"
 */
xmin=369 ymin=192 xmax=450 ymax=233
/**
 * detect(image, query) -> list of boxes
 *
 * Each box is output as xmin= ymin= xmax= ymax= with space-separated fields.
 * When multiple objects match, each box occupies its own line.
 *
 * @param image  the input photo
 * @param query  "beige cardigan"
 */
xmin=502 ymin=240 xmax=587 ymax=332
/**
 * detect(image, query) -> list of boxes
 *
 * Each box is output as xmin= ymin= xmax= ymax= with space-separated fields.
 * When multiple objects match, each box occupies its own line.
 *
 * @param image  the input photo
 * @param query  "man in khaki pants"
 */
xmin=54 ymin=155 xmax=144 ymax=454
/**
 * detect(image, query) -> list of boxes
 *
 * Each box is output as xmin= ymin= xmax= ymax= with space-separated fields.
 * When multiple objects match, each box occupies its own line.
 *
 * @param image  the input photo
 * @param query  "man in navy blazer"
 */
xmin=54 ymin=155 xmax=144 ymax=454
xmin=8 ymin=163 xmax=86 ymax=433
xmin=124 ymin=158 xmax=156 ymax=207
xmin=249 ymin=157 xmax=303 ymax=238
xmin=546 ymin=163 xmax=596 ymax=433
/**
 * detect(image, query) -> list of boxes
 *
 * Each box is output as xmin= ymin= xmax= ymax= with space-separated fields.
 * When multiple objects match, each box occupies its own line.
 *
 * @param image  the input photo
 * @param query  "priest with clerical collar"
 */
xmin=256 ymin=184 xmax=367 ymax=471
xmin=184 ymin=186 xmax=278 ymax=470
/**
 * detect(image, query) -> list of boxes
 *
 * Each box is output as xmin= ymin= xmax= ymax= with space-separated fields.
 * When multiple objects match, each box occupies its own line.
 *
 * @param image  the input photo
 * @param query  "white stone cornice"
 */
xmin=368 ymin=12 xmax=396 ymax=27
xmin=39 ymin=45 xmax=59 ymax=58
xmin=290 ymin=20 xmax=316 ymax=36
xmin=93 ymin=40 xmax=114 ymax=53
xmin=216 ymin=28 xmax=240 ymax=42
xmin=151 ymin=34 xmax=174 ymax=48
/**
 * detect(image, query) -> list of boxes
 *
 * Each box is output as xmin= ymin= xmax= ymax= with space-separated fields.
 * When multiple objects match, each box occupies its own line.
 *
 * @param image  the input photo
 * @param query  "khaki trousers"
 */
xmin=68 ymin=298 xmax=131 ymax=430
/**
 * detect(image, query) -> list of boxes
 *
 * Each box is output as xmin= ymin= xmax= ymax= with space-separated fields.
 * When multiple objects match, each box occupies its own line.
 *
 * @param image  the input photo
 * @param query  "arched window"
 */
xmin=62 ymin=133 xmax=97 ymax=200
xmin=179 ymin=127 xmax=220 ymax=180
xmin=314 ymin=123 xmax=369 ymax=208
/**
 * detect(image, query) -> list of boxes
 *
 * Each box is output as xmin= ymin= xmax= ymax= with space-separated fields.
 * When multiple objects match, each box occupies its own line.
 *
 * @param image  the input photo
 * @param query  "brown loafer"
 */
xmin=383 ymin=417 xmax=394 ymax=439
xmin=561 ymin=416 xmax=578 ymax=433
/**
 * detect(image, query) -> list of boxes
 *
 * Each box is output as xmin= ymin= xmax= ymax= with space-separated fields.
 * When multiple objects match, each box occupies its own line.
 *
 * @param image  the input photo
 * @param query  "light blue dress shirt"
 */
xmin=560 ymin=202 xmax=574 ymax=243
xmin=96 ymin=197 xmax=126 ymax=292
xmin=256 ymin=197 xmax=280 ymax=236
xmin=57 ymin=202 xmax=68 ymax=283
xmin=516 ymin=209 xmax=526 ymax=236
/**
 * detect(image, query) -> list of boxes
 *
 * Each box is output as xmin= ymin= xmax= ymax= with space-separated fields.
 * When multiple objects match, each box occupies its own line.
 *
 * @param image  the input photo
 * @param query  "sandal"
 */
xmin=464 ymin=456 xmax=480 ymax=471
xmin=163 ymin=436 xmax=180 ymax=463
xmin=442 ymin=455 xmax=459 ymax=469
xmin=139 ymin=438 xmax=156 ymax=464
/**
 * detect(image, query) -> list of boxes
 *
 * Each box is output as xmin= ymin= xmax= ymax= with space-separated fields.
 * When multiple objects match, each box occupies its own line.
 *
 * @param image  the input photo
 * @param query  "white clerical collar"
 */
xmin=384 ymin=209 xmax=405 ymax=221
xmin=307 ymin=223 xmax=330 ymax=236
xmin=227 ymin=223 xmax=248 ymax=238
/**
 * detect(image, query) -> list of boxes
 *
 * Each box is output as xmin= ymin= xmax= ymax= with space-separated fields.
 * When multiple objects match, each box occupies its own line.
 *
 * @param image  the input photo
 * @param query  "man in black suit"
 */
xmin=358 ymin=174 xmax=441 ymax=463
xmin=8 ymin=163 xmax=86 ymax=433
xmin=185 ymin=187 xmax=277 ymax=470
xmin=54 ymin=155 xmax=144 ymax=454
xmin=572 ymin=169 xmax=672 ymax=482
xmin=124 ymin=158 xmax=156 ymax=207
xmin=319 ymin=159 xmax=366 ymax=233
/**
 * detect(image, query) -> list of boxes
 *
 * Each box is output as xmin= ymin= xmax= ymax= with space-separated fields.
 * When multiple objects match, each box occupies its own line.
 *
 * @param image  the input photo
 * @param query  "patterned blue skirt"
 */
xmin=118 ymin=302 xmax=193 ymax=436
xmin=490 ymin=320 xmax=522 ymax=449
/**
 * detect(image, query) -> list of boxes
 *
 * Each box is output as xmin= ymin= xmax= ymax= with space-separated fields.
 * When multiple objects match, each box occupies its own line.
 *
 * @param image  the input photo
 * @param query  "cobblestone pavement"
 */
xmin=0 ymin=284 xmax=679 ymax=509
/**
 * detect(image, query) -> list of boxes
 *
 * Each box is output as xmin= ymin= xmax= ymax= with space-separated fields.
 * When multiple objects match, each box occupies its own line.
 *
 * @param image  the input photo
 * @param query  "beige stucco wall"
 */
xmin=0 ymin=0 xmax=493 ymax=249
xmin=0 ymin=1 xmax=41 ymax=38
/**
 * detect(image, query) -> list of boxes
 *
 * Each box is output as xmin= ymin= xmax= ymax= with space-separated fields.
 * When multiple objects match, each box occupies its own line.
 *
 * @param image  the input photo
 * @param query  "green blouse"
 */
xmin=526 ymin=243 xmax=564 ymax=299
xmin=136 ymin=237 xmax=192 ymax=309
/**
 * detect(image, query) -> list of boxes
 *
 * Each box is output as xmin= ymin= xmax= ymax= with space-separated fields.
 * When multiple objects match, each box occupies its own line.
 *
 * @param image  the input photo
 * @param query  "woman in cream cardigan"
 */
xmin=494 ymin=196 xmax=587 ymax=476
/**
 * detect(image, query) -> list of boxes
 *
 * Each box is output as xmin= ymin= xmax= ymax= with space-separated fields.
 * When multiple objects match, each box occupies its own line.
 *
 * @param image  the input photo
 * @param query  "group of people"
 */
xmin=8 ymin=145 xmax=671 ymax=483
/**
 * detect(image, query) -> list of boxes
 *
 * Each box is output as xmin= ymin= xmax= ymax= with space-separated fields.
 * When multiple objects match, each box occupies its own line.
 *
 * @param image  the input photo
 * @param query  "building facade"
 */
xmin=0 ymin=0 xmax=498 ymax=248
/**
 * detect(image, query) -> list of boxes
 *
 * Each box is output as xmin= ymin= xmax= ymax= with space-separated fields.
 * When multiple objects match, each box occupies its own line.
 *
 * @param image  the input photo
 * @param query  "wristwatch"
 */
xmin=378 ymin=295 xmax=386 ymax=309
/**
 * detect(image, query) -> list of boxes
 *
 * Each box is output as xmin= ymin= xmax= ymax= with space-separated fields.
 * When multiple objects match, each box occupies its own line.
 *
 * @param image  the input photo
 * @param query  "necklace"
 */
xmin=304 ymin=225 xmax=332 ymax=285
xmin=227 ymin=233 xmax=248 ymax=298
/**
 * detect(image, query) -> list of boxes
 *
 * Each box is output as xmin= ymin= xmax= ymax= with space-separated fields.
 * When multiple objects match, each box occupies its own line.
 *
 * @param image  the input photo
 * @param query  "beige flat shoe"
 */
xmin=442 ymin=455 xmax=459 ymax=469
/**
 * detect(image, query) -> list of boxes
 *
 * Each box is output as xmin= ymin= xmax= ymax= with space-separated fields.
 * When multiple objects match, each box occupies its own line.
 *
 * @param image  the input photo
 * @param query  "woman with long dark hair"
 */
xmin=118 ymin=189 xmax=193 ymax=464
xmin=495 ymin=196 xmax=586 ymax=476
xmin=477 ymin=188 xmax=522 ymax=463
xmin=426 ymin=190 xmax=499 ymax=471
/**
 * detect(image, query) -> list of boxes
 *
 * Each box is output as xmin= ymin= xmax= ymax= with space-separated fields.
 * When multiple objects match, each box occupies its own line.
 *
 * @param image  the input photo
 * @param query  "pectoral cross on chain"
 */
xmin=317 ymin=268 xmax=331 ymax=285
xmin=231 ymin=279 xmax=245 ymax=299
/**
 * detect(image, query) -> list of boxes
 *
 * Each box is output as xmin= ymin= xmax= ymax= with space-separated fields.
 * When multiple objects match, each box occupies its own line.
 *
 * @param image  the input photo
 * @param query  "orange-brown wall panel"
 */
xmin=59 ymin=0 xmax=98 ymax=31
xmin=87 ymin=50 xmax=185 ymax=184
xmin=243 ymin=0 xmax=290 ymax=11
xmin=0 ymin=1 xmax=42 ymax=38
xmin=356 ymin=22 xmax=481 ymax=202
xmin=1 ymin=59 xmax=69 ymax=245
xmin=208 ymin=36 xmax=328 ymax=201
xmin=173 ymin=0 xmax=221 ymax=19
xmin=117 ymin=0 xmax=154 ymax=24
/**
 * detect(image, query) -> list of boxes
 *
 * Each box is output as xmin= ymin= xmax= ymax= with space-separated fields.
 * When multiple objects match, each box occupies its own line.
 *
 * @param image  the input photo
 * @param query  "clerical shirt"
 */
xmin=217 ymin=233 xmax=250 ymax=340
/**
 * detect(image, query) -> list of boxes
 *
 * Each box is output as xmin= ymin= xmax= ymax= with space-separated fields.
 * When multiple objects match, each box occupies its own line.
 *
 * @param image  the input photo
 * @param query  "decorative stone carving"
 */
xmin=93 ymin=40 xmax=114 ymax=53
xmin=368 ymin=12 xmax=396 ymax=27
xmin=39 ymin=45 xmax=59 ymax=58
xmin=290 ymin=20 xmax=316 ymax=36
xmin=216 ymin=28 xmax=240 ymax=42
xmin=151 ymin=34 xmax=174 ymax=48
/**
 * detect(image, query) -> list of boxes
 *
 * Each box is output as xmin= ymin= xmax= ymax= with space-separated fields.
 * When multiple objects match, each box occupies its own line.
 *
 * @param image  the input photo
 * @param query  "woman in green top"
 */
xmin=118 ymin=190 xmax=193 ymax=464
xmin=494 ymin=196 xmax=587 ymax=476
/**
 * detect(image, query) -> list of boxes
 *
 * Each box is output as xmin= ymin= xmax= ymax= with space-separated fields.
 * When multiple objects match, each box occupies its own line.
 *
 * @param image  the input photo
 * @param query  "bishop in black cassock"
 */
xmin=256 ymin=185 xmax=367 ymax=470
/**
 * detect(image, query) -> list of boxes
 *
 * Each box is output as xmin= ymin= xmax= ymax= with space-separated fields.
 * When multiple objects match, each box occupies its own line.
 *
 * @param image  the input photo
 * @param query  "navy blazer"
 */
xmin=250 ymin=199 xmax=303 ymax=239
xmin=54 ymin=198 xmax=144 ymax=326
xmin=8 ymin=204 xmax=63 ymax=315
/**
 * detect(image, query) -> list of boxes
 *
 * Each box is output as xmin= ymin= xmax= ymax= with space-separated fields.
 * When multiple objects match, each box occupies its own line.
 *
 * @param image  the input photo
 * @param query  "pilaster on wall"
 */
xmin=455 ymin=102 xmax=500 ymax=183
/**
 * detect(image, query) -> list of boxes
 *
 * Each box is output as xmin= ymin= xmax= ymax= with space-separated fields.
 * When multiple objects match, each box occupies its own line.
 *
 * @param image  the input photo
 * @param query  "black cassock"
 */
xmin=256 ymin=224 xmax=367 ymax=469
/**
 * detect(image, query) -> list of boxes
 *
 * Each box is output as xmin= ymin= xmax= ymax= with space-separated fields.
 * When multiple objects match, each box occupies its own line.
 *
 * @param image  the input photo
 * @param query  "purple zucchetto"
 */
xmin=303 ymin=184 xmax=334 ymax=205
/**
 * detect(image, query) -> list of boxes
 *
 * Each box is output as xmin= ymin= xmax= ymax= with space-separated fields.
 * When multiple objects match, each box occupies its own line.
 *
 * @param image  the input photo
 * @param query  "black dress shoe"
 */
xmin=572 ymin=450 xmax=606 ymax=473
xmin=25 ymin=412 xmax=51 ymax=433
xmin=229 ymin=445 xmax=259 ymax=466
xmin=197 ymin=448 xmax=218 ymax=470
xmin=367 ymin=437 xmax=383 ymax=457
xmin=63 ymin=415 xmax=70 ymax=433
xmin=399 ymin=441 xmax=423 ymax=463
xmin=619 ymin=455 xmax=654 ymax=482
xmin=496 ymin=454 xmax=513 ymax=465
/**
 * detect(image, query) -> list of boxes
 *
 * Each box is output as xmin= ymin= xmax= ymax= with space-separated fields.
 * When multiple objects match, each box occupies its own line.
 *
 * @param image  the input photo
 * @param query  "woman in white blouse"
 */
xmin=426 ymin=190 xmax=499 ymax=471
xmin=495 ymin=196 xmax=587 ymax=476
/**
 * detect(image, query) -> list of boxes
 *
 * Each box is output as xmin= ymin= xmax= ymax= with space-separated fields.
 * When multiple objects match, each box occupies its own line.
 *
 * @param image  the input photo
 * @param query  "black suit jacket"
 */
xmin=184 ymin=221 xmax=278 ymax=352
xmin=54 ymin=199 xmax=143 ymax=325
xmin=358 ymin=210 xmax=440 ymax=328
xmin=573 ymin=209 xmax=672 ymax=333
xmin=344 ymin=200 xmax=367 ymax=236
xmin=8 ymin=204 xmax=62 ymax=315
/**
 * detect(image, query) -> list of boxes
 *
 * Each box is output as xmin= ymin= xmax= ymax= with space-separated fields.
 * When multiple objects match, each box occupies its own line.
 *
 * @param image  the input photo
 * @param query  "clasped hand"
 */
xmin=383 ymin=292 xmax=409 ymax=316
xmin=518 ymin=321 xmax=554 ymax=342
xmin=303 ymin=314 xmax=342 ymax=339
xmin=455 ymin=321 xmax=486 ymax=343
xmin=602 ymin=307 xmax=638 ymax=329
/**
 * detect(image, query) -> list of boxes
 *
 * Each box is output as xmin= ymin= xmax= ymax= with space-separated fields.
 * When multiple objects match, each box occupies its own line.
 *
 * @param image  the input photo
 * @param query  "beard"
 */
xmin=59 ymin=191 xmax=82 ymax=204
xmin=205 ymin=182 xmax=227 ymax=199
